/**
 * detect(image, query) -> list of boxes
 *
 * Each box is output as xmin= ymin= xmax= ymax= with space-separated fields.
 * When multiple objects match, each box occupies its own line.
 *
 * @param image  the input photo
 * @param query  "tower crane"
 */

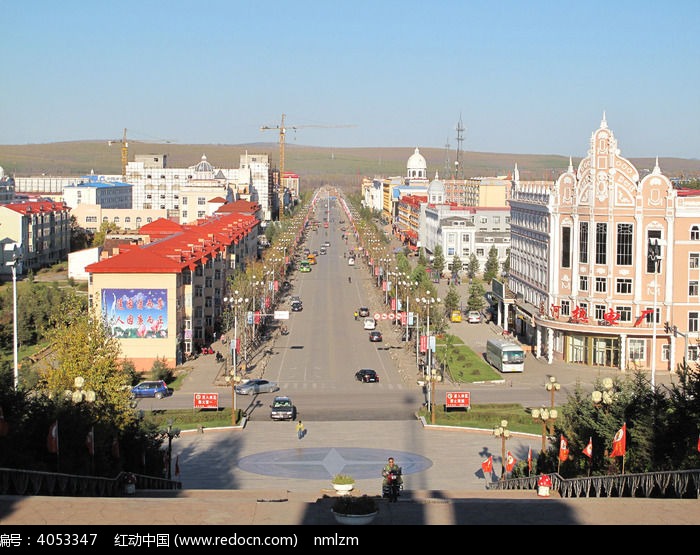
xmin=108 ymin=128 xmax=129 ymax=181
xmin=108 ymin=128 xmax=175 ymax=182
xmin=260 ymin=113 xmax=355 ymax=219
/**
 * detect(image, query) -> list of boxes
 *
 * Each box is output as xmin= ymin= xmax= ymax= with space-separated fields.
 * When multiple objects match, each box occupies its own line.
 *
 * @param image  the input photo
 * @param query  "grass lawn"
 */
xmin=434 ymin=334 xmax=501 ymax=383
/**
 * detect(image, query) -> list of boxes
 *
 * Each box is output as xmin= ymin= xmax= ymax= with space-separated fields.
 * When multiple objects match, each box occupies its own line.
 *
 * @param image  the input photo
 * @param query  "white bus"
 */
xmin=485 ymin=338 xmax=525 ymax=373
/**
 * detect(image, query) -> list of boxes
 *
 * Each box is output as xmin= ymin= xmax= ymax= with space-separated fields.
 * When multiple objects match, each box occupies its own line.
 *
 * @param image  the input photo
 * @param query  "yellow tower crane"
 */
xmin=108 ymin=128 xmax=129 ymax=181
xmin=260 ymin=114 xmax=355 ymax=219
xmin=108 ymin=128 xmax=175 ymax=182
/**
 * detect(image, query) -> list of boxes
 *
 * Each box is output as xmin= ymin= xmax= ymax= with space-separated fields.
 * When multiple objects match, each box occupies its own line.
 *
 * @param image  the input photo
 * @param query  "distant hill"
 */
xmin=2 ymin=141 xmax=699 ymax=192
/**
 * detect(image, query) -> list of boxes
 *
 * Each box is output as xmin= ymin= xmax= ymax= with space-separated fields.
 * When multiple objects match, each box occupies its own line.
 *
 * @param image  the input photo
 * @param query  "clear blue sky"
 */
xmin=2 ymin=0 xmax=699 ymax=158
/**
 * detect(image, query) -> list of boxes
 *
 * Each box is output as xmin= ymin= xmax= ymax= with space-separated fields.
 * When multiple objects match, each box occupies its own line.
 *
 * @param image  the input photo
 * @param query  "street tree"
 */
xmin=484 ymin=245 xmax=500 ymax=282
xmin=467 ymin=254 xmax=480 ymax=279
xmin=443 ymin=285 xmax=460 ymax=315
xmin=450 ymin=254 xmax=463 ymax=278
xmin=431 ymin=245 xmax=445 ymax=277
xmin=40 ymin=292 xmax=135 ymax=429
xmin=91 ymin=221 xmax=121 ymax=248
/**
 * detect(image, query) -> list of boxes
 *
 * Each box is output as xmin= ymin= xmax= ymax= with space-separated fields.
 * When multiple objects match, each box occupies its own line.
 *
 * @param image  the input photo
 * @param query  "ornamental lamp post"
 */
xmin=592 ymin=377 xmax=616 ymax=410
xmin=67 ymin=376 xmax=97 ymax=404
xmin=158 ymin=421 xmax=181 ymax=480
xmin=545 ymin=376 xmax=560 ymax=434
xmin=493 ymin=419 xmax=511 ymax=480
xmin=531 ymin=407 xmax=557 ymax=452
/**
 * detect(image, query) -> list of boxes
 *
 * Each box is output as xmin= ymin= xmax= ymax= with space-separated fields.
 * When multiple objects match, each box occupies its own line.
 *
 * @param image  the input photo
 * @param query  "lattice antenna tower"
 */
xmin=443 ymin=138 xmax=451 ymax=178
xmin=455 ymin=114 xmax=465 ymax=180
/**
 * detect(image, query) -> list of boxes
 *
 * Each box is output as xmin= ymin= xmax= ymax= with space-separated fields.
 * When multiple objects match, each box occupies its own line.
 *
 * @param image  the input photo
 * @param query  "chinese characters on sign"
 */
xmin=102 ymin=288 xmax=168 ymax=338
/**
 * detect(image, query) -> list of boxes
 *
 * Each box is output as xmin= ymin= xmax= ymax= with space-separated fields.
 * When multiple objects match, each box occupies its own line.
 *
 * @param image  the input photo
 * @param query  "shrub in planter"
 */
xmin=332 ymin=495 xmax=378 ymax=516
xmin=331 ymin=474 xmax=355 ymax=485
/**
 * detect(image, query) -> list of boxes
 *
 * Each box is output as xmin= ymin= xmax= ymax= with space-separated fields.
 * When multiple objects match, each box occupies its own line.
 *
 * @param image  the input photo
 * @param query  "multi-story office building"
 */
xmin=85 ymin=209 xmax=260 ymax=370
xmin=508 ymin=115 xmax=700 ymax=376
xmin=0 ymin=200 xmax=71 ymax=277
xmin=63 ymin=176 xmax=132 ymax=210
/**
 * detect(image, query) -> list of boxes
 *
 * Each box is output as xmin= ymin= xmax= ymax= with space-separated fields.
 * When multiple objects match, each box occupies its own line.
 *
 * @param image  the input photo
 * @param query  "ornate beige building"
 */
xmin=508 ymin=115 xmax=700 ymax=377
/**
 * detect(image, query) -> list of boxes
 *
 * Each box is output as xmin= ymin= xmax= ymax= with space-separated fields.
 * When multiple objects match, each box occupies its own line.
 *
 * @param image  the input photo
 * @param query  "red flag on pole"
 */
xmin=481 ymin=455 xmax=493 ymax=474
xmin=697 ymin=434 xmax=700 ymax=453
xmin=583 ymin=437 xmax=593 ymax=459
xmin=505 ymin=451 xmax=517 ymax=473
xmin=610 ymin=423 xmax=627 ymax=457
xmin=85 ymin=427 xmax=94 ymax=456
xmin=47 ymin=420 xmax=59 ymax=454
xmin=527 ymin=446 xmax=532 ymax=471
xmin=558 ymin=435 xmax=570 ymax=462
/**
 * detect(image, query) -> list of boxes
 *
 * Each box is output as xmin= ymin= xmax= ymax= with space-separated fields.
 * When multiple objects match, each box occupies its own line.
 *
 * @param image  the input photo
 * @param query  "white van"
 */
xmin=348 ymin=257 xmax=355 ymax=266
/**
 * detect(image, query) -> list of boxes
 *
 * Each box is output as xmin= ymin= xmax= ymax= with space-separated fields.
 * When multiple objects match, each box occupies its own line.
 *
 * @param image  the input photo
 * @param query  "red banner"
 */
xmin=419 ymin=335 xmax=427 ymax=353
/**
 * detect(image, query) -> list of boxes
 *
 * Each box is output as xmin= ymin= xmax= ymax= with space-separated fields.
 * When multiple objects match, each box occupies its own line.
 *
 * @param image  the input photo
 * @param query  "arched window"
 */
xmin=691 ymin=225 xmax=700 ymax=241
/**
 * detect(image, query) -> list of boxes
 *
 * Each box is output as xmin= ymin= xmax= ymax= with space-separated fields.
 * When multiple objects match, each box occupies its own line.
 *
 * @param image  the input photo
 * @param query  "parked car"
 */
xmin=358 ymin=307 xmax=370 ymax=317
xmin=363 ymin=317 xmax=376 ymax=330
xmin=355 ymin=368 xmax=379 ymax=383
xmin=369 ymin=330 xmax=383 ymax=342
xmin=467 ymin=310 xmax=482 ymax=323
xmin=347 ymin=257 xmax=355 ymax=266
xmin=235 ymin=379 xmax=280 ymax=395
xmin=131 ymin=380 xmax=172 ymax=399
xmin=270 ymin=396 xmax=296 ymax=421
xmin=450 ymin=310 xmax=462 ymax=323
xmin=291 ymin=301 xmax=303 ymax=312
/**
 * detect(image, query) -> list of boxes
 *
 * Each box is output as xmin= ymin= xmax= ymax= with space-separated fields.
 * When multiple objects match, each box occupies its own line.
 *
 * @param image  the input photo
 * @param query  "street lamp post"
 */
xmin=67 ymin=376 xmax=96 ymax=404
xmin=5 ymin=252 xmax=21 ymax=391
xmin=493 ymin=419 xmax=511 ymax=480
xmin=224 ymin=293 xmax=248 ymax=374
xmin=531 ymin=407 xmax=557 ymax=452
xmin=224 ymin=369 xmax=242 ymax=425
xmin=545 ymin=376 xmax=560 ymax=435
xmin=417 ymin=294 xmax=440 ymax=423
xmin=591 ymin=377 xmax=616 ymax=409
xmin=158 ymin=421 xmax=181 ymax=481
xmin=648 ymin=238 xmax=663 ymax=391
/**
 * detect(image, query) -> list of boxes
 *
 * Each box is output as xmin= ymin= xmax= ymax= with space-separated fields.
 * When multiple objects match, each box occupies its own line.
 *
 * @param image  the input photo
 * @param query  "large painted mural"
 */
xmin=102 ymin=288 xmax=168 ymax=339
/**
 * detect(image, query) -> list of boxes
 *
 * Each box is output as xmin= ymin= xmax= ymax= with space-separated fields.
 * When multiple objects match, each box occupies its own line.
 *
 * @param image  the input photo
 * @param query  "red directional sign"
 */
xmin=194 ymin=393 xmax=219 ymax=409
xmin=445 ymin=391 xmax=470 ymax=408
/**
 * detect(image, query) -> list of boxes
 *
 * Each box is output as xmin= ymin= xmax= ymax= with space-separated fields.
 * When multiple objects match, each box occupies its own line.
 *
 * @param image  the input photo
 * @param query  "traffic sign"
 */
xmin=445 ymin=391 xmax=470 ymax=409
xmin=194 ymin=393 xmax=219 ymax=409
xmin=274 ymin=310 xmax=290 ymax=320
xmin=374 ymin=313 xmax=381 ymax=320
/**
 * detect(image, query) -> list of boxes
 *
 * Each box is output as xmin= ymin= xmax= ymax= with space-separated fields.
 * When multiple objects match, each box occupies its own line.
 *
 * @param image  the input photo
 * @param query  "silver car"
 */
xmin=235 ymin=379 xmax=280 ymax=395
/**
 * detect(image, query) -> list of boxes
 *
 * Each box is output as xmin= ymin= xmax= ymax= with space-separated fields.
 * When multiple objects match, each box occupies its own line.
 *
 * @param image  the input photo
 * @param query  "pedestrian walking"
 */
xmin=296 ymin=420 xmax=305 ymax=440
xmin=354 ymin=310 xmax=358 ymax=321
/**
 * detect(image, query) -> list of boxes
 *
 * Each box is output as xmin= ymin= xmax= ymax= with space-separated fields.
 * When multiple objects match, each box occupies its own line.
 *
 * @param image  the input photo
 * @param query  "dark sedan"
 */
xmin=369 ymin=331 xmax=383 ymax=342
xmin=355 ymin=369 xmax=379 ymax=383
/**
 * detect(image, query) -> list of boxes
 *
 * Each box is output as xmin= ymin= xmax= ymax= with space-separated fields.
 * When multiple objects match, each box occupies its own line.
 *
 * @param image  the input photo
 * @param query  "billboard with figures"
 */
xmin=102 ymin=288 xmax=168 ymax=338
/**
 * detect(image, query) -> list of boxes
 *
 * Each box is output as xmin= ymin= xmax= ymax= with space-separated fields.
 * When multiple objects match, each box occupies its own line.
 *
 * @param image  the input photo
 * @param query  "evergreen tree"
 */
xmin=432 ymin=245 xmax=445 ymax=277
xmin=502 ymin=248 xmax=510 ymax=276
xmin=484 ymin=246 xmax=500 ymax=282
xmin=450 ymin=254 xmax=463 ymax=277
xmin=443 ymin=285 xmax=460 ymax=315
xmin=467 ymin=254 xmax=480 ymax=279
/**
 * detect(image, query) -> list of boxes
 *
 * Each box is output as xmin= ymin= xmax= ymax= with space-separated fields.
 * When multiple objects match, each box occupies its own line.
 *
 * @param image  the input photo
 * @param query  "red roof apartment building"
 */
xmin=85 ymin=206 xmax=260 ymax=371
